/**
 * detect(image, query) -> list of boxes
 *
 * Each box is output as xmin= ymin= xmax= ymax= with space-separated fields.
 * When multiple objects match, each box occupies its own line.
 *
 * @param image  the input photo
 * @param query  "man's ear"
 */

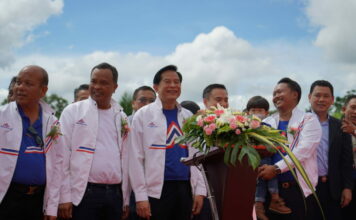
xmin=40 ymin=86 xmax=48 ymax=98
xmin=153 ymin=84 xmax=158 ymax=92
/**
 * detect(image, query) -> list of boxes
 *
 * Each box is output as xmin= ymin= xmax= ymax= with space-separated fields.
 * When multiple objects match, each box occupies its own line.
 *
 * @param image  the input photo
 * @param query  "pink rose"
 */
xmin=229 ymin=122 xmax=237 ymax=130
xmin=236 ymin=115 xmax=247 ymax=123
xmin=204 ymin=126 xmax=213 ymax=135
xmin=214 ymin=109 xmax=224 ymax=116
xmin=197 ymin=119 xmax=204 ymax=127
xmin=235 ymin=129 xmax=241 ymax=135
xmin=209 ymin=123 xmax=216 ymax=131
xmin=250 ymin=120 xmax=261 ymax=129
xmin=204 ymin=115 xmax=216 ymax=123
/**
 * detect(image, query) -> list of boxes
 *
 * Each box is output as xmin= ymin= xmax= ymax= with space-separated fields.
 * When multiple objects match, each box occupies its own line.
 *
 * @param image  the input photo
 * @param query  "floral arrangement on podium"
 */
xmin=176 ymin=105 xmax=290 ymax=169
xmin=176 ymin=105 xmax=325 ymax=219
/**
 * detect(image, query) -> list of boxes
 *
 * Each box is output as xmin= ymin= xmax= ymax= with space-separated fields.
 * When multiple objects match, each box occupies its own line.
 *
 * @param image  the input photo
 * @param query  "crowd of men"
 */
xmin=0 ymin=63 xmax=355 ymax=220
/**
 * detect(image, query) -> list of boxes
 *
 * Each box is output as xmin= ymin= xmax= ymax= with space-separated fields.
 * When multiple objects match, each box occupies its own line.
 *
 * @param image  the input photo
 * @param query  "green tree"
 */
xmin=119 ymin=91 xmax=133 ymax=116
xmin=331 ymin=89 xmax=356 ymax=119
xmin=1 ymin=99 xmax=7 ymax=105
xmin=43 ymin=93 xmax=69 ymax=118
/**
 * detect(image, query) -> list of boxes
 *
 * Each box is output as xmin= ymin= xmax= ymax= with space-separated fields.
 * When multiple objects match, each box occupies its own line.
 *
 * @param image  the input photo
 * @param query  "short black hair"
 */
xmin=91 ymin=62 xmax=118 ymax=84
xmin=181 ymin=100 xmax=200 ymax=114
xmin=153 ymin=65 xmax=182 ymax=85
xmin=278 ymin=77 xmax=302 ymax=103
xmin=344 ymin=94 xmax=356 ymax=107
xmin=8 ymin=76 xmax=17 ymax=90
xmin=202 ymin=84 xmax=227 ymax=99
xmin=309 ymin=80 xmax=334 ymax=96
xmin=246 ymin=96 xmax=269 ymax=111
xmin=132 ymin=86 xmax=156 ymax=100
xmin=74 ymin=84 xmax=89 ymax=100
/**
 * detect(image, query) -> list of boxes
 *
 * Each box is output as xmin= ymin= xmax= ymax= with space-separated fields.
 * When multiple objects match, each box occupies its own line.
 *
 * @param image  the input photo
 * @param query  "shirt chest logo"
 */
xmin=76 ymin=119 xmax=87 ymax=126
xmin=147 ymin=122 xmax=158 ymax=128
xmin=0 ymin=123 xmax=13 ymax=131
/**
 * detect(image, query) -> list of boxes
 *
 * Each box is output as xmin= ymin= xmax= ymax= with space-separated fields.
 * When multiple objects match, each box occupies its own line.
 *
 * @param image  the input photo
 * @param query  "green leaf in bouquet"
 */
xmin=230 ymin=144 xmax=240 ymax=165
xmin=238 ymin=145 xmax=260 ymax=169
xmin=224 ymin=147 xmax=232 ymax=165
xmin=275 ymin=144 xmax=325 ymax=220
xmin=216 ymin=124 xmax=232 ymax=134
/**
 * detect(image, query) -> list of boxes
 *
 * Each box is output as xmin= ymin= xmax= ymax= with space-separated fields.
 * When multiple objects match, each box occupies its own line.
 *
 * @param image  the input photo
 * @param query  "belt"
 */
xmin=279 ymin=181 xmax=297 ymax=189
xmin=319 ymin=176 xmax=328 ymax=183
xmin=9 ymin=182 xmax=45 ymax=195
xmin=87 ymin=182 xmax=121 ymax=190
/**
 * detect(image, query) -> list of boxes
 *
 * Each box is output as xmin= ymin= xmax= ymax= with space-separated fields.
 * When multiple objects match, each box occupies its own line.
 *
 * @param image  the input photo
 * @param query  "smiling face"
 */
xmin=153 ymin=70 xmax=181 ymax=107
xmin=14 ymin=66 xmax=47 ymax=108
xmin=90 ymin=68 xmax=118 ymax=109
xmin=308 ymin=86 xmax=334 ymax=116
xmin=272 ymin=83 xmax=298 ymax=112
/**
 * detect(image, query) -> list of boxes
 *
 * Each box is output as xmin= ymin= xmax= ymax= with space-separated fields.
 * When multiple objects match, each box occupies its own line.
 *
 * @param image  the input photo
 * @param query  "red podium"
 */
xmin=183 ymin=149 xmax=258 ymax=220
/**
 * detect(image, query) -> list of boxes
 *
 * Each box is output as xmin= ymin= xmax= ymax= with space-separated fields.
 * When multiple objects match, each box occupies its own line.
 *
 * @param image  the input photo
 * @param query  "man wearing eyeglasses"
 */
xmin=0 ymin=65 xmax=64 ymax=220
xmin=58 ymin=63 xmax=130 ymax=220
xmin=128 ymin=86 xmax=156 ymax=124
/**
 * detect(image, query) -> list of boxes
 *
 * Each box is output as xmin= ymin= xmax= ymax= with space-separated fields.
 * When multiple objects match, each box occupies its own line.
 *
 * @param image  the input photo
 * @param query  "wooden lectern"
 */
xmin=183 ymin=149 xmax=258 ymax=220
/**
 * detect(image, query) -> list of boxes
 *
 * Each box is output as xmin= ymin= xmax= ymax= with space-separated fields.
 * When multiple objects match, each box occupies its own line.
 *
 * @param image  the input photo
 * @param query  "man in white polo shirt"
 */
xmin=58 ymin=62 xmax=130 ymax=220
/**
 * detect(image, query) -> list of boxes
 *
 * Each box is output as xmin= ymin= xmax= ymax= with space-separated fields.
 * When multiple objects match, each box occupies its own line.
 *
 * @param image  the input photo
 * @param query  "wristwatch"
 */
xmin=273 ymin=165 xmax=281 ymax=175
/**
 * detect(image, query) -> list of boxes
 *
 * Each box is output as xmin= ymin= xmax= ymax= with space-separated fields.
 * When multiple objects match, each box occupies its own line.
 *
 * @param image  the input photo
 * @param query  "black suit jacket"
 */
xmin=327 ymin=116 xmax=354 ymax=200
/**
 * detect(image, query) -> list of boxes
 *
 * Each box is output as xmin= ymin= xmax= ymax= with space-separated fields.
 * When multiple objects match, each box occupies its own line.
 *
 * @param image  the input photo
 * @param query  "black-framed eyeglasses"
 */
xmin=27 ymin=126 xmax=44 ymax=149
xmin=137 ymin=97 xmax=155 ymax=104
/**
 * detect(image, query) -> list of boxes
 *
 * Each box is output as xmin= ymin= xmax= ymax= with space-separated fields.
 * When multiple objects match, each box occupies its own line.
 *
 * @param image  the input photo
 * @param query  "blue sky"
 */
xmin=20 ymin=0 xmax=311 ymax=55
xmin=0 ymin=0 xmax=355 ymax=109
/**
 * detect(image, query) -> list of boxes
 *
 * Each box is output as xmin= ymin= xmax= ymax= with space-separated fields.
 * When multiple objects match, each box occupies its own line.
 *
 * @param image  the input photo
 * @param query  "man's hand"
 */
xmin=341 ymin=119 xmax=356 ymax=136
xmin=43 ymin=216 xmax=56 ymax=220
xmin=258 ymin=164 xmax=277 ymax=180
xmin=58 ymin=202 xmax=73 ymax=219
xmin=122 ymin=205 xmax=129 ymax=219
xmin=341 ymin=188 xmax=352 ymax=208
xmin=136 ymin=200 xmax=151 ymax=219
xmin=192 ymin=195 xmax=204 ymax=215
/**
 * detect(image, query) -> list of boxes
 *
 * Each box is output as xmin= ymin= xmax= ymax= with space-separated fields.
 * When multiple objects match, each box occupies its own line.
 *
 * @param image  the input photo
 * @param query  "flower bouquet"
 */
xmin=176 ymin=105 xmax=325 ymax=219
xmin=175 ymin=105 xmax=288 ymax=169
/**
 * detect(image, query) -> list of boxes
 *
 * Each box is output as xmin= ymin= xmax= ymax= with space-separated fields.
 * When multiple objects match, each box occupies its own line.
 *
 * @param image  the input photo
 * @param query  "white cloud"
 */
xmin=306 ymin=0 xmax=356 ymax=63
xmin=1 ymin=26 xmax=354 ymax=110
xmin=0 ymin=0 xmax=63 ymax=66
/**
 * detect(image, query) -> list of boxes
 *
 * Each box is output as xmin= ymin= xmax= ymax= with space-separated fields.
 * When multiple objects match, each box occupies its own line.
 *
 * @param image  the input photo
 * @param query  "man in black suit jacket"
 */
xmin=308 ymin=80 xmax=353 ymax=220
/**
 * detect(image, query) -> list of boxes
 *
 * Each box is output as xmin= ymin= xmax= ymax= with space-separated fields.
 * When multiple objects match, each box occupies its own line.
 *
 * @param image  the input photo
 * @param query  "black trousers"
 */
xmin=72 ymin=183 xmax=123 ymax=220
xmin=0 ymin=183 xmax=45 ymax=220
xmin=342 ymin=179 xmax=356 ymax=220
xmin=266 ymin=181 xmax=317 ymax=220
xmin=314 ymin=180 xmax=342 ymax=220
xmin=141 ymin=180 xmax=193 ymax=220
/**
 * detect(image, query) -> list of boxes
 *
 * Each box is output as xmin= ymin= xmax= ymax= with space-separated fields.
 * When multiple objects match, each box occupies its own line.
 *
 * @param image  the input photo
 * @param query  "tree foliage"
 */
xmin=43 ymin=94 xmax=69 ymax=118
xmin=331 ymin=89 xmax=356 ymax=119
xmin=119 ymin=91 xmax=133 ymax=116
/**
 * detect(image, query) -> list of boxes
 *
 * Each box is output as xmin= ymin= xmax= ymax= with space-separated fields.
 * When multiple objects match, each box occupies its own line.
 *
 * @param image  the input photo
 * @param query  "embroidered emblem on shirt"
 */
xmin=147 ymin=122 xmax=158 ymax=128
xmin=0 ymin=123 xmax=13 ymax=131
xmin=76 ymin=119 xmax=87 ymax=126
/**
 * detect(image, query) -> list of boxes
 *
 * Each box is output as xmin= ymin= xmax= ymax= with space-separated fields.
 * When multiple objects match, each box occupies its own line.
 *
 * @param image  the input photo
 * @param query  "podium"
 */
xmin=183 ymin=149 xmax=258 ymax=220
